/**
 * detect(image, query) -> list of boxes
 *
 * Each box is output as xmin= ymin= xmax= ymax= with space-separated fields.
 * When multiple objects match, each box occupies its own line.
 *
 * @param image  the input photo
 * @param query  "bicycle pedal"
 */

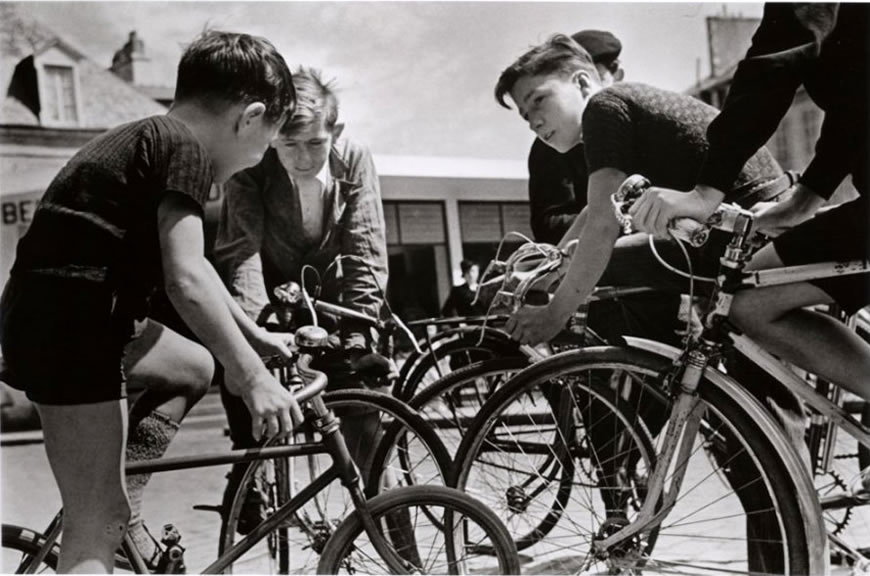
xmin=192 ymin=504 xmax=223 ymax=514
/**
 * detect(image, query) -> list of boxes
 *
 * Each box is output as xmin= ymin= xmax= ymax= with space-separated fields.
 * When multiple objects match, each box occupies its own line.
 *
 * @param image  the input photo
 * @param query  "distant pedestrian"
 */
xmin=441 ymin=260 xmax=484 ymax=318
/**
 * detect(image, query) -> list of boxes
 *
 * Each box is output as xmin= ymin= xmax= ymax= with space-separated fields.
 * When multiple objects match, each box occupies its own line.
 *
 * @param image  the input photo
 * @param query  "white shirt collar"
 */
xmin=315 ymin=160 xmax=330 ymax=190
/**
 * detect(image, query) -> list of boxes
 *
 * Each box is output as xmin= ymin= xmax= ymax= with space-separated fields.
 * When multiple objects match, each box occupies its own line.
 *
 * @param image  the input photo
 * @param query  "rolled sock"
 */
xmin=126 ymin=411 xmax=180 ymax=563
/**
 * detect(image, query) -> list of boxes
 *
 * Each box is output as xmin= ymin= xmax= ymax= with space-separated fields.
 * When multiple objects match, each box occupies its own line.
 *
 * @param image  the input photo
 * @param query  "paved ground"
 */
xmin=2 ymin=389 xmax=868 ymax=574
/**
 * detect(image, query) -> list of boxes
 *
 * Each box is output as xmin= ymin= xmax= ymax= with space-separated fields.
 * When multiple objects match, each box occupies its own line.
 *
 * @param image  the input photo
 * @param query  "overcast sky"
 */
xmin=12 ymin=1 xmax=764 ymax=161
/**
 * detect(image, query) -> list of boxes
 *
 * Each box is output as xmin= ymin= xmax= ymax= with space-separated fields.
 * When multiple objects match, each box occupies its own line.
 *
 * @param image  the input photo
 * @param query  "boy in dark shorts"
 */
xmin=630 ymin=4 xmax=870 ymax=494
xmin=0 ymin=31 xmax=299 ymax=573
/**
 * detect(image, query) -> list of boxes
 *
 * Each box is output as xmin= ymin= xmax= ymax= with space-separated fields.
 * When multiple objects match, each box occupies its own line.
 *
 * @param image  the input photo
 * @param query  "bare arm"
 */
xmin=505 ymin=168 xmax=625 ymax=345
xmin=159 ymin=192 xmax=299 ymax=438
xmin=556 ymin=206 xmax=588 ymax=250
xmin=202 ymin=258 xmax=290 ymax=356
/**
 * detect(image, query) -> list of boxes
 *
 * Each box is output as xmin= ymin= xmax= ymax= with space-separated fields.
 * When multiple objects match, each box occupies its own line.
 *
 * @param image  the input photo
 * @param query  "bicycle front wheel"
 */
xmin=219 ymin=389 xmax=451 ymax=574
xmin=316 ymin=485 xmax=520 ymax=574
xmin=454 ymin=346 xmax=822 ymax=575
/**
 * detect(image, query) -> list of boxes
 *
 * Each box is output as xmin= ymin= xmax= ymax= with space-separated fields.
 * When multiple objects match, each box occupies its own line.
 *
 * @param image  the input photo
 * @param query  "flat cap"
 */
xmin=571 ymin=30 xmax=622 ymax=65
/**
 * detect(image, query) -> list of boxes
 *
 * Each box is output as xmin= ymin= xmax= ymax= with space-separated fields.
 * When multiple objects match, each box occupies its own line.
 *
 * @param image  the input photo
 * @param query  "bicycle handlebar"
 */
xmin=611 ymin=174 xmax=760 ymax=247
xmin=293 ymin=351 xmax=328 ymax=404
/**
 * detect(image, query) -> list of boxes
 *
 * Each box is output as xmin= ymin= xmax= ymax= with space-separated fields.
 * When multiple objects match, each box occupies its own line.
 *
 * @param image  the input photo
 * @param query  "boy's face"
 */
xmin=465 ymin=265 xmax=480 ymax=285
xmin=273 ymin=119 xmax=334 ymax=181
xmin=510 ymin=72 xmax=587 ymax=153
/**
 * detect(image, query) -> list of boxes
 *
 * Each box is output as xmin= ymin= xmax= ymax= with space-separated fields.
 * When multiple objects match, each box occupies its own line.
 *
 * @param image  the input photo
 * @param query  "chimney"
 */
xmin=110 ymin=30 xmax=150 ymax=84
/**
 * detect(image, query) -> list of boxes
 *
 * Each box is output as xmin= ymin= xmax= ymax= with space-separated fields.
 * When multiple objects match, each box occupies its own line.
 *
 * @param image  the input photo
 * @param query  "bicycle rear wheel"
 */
xmin=2 ymin=525 xmax=58 ymax=574
xmin=396 ymin=332 xmax=520 ymax=401
xmin=219 ymin=390 xmax=451 ymax=574
xmin=408 ymin=357 xmax=530 ymax=457
xmin=316 ymin=485 xmax=521 ymax=574
xmin=454 ymin=346 xmax=823 ymax=575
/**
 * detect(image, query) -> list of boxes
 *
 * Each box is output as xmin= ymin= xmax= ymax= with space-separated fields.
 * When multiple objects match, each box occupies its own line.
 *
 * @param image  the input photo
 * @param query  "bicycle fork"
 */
xmin=592 ymin=348 xmax=710 ymax=555
xmin=309 ymin=395 xmax=420 ymax=575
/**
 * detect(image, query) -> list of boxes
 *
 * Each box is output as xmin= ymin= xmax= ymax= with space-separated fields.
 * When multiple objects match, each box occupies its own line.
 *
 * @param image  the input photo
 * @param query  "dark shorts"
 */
xmin=773 ymin=195 xmax=870 ymax=315
xmin=0 ymin=274 xmax=139 ymax=405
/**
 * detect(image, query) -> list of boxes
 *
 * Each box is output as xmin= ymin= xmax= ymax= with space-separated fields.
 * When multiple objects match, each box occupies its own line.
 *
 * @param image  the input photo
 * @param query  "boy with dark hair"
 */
xmin=0 ymin=30 xmax=298 ymax=573
xmin=527 ymin=29 xmax=623 ymax=245
xmin=496 ymin=34 xmax=799 ymax=573
xmin=496 ymin=34 xmax=781 ymax=344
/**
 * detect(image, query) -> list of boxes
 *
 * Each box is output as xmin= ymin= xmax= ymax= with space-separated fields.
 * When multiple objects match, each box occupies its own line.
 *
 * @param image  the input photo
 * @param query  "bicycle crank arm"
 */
xmin=593 ymin=393 xmax=705 ymax=552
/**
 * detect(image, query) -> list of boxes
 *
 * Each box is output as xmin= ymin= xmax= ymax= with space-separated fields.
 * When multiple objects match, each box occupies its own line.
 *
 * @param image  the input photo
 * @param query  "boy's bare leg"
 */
xmin=122 ymin=320 xmax=214 ymax=562
xmin=730 ymin=244 xmax=870 ymax=402
xmin=37 ymin=400 xmax=129 ymax=574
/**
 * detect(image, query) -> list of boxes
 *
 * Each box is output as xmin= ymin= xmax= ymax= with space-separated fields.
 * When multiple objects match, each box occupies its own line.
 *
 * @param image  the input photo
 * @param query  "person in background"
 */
xmin=213 ymin=66 xmax=390 ymax=533
xmin=441 ymin=259 xmax=484 ymax=318
xmin=528 ymin=29 xmax=623 ymax=245
xmin=0 ymin=31 xmax=298 ymax=573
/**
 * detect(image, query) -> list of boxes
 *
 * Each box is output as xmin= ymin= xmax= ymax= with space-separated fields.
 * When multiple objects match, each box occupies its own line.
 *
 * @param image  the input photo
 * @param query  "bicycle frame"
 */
xmin=14 ymin=394 xmax=412 ymax=574
xmin=591 ymin=202 xmax=867 ymax=568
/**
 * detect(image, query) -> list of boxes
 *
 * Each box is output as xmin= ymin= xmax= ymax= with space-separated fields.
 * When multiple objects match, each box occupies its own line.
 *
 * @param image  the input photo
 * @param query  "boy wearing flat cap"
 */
xmin=527 ymin=29 xmax=623 ymax=245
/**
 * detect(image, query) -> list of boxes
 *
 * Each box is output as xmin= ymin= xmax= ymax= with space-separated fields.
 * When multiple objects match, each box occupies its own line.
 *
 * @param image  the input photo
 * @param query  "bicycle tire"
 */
xmin=219 ymin=390 xmax=451 ymax=574
xmin=447 ymin=355 xmax=657 ymax=553
xmin=454 ymin=346 xmax=820 ymax=575
xmin=2 ymin=525 xmax=59 ymax=574
xmin=316 ymin=484 xmax=521 ymax=574
xmin=407 ymin=357 xmax=530 ymax=457
xmin=396 ymin=332 xmax=520 ymax=401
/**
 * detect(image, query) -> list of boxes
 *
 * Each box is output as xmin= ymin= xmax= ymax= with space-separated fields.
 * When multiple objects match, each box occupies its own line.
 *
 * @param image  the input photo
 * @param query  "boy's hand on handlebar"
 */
xmin=630 ymin=186 xmax=723 ymax=238
xmin=251 ymin=328 xmax=294 ymax=360
xmin=236 ymin=371 xmax=303 ymax=442
xmin=750 ymin=182 xmax=824 ymax=237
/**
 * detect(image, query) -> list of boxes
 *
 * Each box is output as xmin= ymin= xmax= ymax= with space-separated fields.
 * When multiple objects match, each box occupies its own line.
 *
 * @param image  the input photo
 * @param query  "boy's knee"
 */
xmin=179 ymin=348 xmax=215 ymax=399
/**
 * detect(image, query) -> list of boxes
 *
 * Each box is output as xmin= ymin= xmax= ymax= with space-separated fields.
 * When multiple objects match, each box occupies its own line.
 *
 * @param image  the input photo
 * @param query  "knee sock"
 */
xmin=126 ymin=411 xmax=180 ymax=563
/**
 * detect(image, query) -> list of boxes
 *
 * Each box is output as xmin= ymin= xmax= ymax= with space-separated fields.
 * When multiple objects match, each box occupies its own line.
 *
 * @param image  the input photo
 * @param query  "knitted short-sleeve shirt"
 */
xmin=582 ymin=83 xmax=782 ymax=192
xmin=11 ymin=115 xmax=214 ymax=316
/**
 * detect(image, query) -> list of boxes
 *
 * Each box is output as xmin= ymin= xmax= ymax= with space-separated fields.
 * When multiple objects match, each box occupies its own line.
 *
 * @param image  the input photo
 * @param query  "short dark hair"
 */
xmin=460 ymin=260 xmax=478 ymax=275
xmin=280 ymin=66 xmax=340 ymax=137
xmin=175 ymin=30 xmax=295 ymax=123
xmin=494 ymin=34 xmax=598 ymax=110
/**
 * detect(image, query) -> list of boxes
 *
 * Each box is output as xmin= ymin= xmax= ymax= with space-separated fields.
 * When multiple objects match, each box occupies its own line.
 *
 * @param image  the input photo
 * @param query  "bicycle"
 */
xmin=450 ymin=174 xmax=870 ymax=574
xmin=1 ymin=326 xmax=520 ymax=574
xmin=402 ymin=243 xmax=663 ymax=460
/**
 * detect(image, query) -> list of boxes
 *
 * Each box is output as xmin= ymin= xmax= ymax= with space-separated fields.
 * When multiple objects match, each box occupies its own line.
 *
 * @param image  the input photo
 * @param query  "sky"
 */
xmin=11 ymin=1 xmax=764 ymax=162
